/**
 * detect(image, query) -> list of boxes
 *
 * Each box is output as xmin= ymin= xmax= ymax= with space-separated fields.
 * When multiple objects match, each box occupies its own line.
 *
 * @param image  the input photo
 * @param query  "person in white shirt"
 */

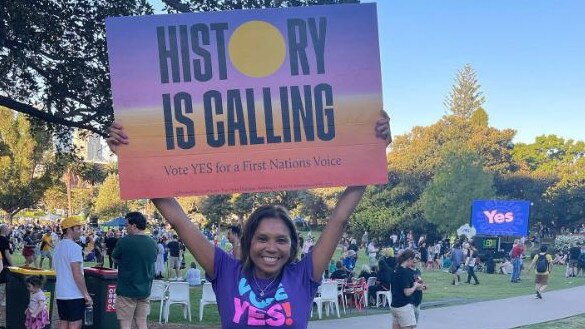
xmin=184 ymin=262 xmax=202 ymax=286
xmin=53 ymin=216 xmax=92 ymax=329
xmin=367 ymin=240 xmax=379 ymax=268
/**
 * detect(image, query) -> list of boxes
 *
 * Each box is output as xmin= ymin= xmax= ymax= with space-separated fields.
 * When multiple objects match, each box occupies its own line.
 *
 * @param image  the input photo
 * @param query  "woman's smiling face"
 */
xmin=250 ymin=217 xmax=292 ymax=279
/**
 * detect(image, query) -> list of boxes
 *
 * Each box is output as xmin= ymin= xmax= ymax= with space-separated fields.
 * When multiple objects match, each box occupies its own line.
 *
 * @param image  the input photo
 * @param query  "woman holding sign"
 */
xmin=107 ymin=112 xmax=390 ymax=328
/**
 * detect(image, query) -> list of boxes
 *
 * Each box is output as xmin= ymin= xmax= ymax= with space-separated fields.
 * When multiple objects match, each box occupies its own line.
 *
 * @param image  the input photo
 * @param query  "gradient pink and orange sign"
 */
xmin=106 ymin=3 xmax=387 ymax=199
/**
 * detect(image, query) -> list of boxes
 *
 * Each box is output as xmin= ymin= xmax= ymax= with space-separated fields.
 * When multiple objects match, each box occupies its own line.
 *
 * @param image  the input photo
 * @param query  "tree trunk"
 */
xmin=65 ymin=168 xmax=73 ymax=217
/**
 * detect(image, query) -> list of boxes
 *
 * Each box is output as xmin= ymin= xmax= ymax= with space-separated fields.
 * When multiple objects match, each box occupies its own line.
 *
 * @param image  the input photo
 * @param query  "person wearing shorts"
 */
xmin=112 ymin=212 xmax=157 ymax=329
xmin=166 ymin=235 xmax=182 ymax=279
xmin=527 ymin=245 xmax=553 ymax=299
xmin=54 ymin=216 xmax=92 ymax=329
xmin=40 ymin=229 xmax=54 ymax=269
xmin=390 ymin=249 xmax=424 ymax=329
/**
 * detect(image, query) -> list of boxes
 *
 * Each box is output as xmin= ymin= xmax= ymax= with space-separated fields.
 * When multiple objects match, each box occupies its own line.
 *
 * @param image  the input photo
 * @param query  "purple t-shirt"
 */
xmin=207 ymin=247 xmax=320 ymax=329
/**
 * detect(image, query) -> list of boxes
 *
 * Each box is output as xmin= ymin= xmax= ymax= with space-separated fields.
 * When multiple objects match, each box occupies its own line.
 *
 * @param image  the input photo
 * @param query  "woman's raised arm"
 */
xmin=310 ymin=111 xmax=391 ymax=281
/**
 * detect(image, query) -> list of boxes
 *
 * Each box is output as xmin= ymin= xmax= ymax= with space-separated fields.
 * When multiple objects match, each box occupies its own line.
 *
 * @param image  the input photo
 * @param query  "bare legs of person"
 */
xmin=535 ymin=283 xmax=547 ymax=299
xmin=119 ymin=318 xmax=147 ymax=329
xmin=58 ymin=320 xmax=82 ymax=329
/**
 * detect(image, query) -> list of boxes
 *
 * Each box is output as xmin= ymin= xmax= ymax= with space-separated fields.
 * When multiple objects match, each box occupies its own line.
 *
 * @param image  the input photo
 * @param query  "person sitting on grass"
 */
xmin=499 ymin=257 xmax=513 ymax=275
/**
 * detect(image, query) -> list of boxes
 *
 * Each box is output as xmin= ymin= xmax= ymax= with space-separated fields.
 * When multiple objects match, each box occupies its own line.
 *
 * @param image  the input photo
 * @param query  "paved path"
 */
xmin=308 ymin=285 xmax=585 ymax=329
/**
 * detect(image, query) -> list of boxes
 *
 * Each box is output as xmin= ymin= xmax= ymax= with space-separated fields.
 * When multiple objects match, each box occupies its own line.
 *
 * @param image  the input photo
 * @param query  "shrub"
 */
xmin=553 ymin=235 xmax=585 ymax=253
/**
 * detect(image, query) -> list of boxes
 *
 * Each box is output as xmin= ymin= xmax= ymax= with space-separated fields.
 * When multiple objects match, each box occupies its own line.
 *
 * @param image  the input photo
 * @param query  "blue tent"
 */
xmin=101 ymin=217 xmax=127 ymax=227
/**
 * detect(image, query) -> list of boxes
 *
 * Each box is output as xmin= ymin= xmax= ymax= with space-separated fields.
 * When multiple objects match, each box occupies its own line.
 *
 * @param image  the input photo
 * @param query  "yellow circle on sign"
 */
xmin=229 ymin=21 xmax=286 ymax=78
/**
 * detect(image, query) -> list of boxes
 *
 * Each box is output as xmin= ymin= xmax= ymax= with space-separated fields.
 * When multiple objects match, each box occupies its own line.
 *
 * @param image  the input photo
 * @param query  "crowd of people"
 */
xmin=3 ymin=217 xmax=585 ymax=329
xmin=1 ymin=110 xmax=584 ymax=329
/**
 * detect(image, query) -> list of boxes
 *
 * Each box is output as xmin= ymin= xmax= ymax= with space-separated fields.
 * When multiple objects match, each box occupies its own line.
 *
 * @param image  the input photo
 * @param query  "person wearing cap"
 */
xmin=39 ymin=228 xmax=54 ymax=269
xmin=53 ymin=216 xmax=92 ymax=329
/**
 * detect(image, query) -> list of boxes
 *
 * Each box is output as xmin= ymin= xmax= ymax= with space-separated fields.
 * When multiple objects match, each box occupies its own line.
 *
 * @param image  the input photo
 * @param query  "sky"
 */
xmin=364 ymin=0 xmax=585 ymax=143
xmin=146 ymin=0 xmax=585 ymax=144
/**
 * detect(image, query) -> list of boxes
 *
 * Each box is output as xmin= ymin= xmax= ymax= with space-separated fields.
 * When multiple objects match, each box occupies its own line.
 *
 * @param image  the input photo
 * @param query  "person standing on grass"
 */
xmin=510 ymin=239 xmax=524 ymax=283
xmin=227 ymin=225 xmax=242 ymax=260
xmin=527 ymin=245 xmax=553 ymax=299
xmin=166 ymin=234 xmax=182 ymax=280
xmin=464 ymin=243 xmax=480 ymax=285
xmin=449 ymin=243 xmax=463 ymax=285
xmin=39 ymin=229 xmax=54 ymax=269
xmin=104 ymin=231 xmax=119 ymax=269
xmin=112 ymin=212 xmax=157 ymax=329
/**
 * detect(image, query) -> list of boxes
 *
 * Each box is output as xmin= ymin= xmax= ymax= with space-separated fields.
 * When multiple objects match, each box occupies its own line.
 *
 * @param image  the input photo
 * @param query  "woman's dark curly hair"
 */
xmin=240 ymin=205 xmax=299 ymax=273
xmin=396 ymin=249 xmax=416 ymax=268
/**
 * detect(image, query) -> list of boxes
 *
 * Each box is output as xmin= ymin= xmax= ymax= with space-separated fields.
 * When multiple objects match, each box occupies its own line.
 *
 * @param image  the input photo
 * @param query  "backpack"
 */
xmin=536 ymin=254 xmax=548 ymax=273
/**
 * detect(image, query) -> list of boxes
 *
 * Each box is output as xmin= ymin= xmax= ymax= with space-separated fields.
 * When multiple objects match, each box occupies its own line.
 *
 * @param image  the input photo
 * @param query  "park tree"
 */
xmin=493 ymin=171 xmax=556 ymax=226
xmin=200 ymin=195 xmax=233 ymax=229
xmin=350 ymin=171 xmax=429 ymax=241
xmin=297 ymin=191 xmax=329 ymax=226
xmin=231 ymin=193 xmax=255 ymax=226
xmin=42 ymin=185 xmax=68 ymax=213
xmin=93 ymin=173 xmax=127 ymax=218
xmin=78 ymin=162 xmax=108 ymax=186
xmin=177 ymin=196 xmax=205 ymax=215
xmin=0 ymin=107 xmax=61 ymax=223
xmin=421 ymin=151 xmax=496 ymax=235
xmin=444 ymin=64 xmax=486 ymax=119
xmin=511 ymin=135 xmax=585 ymax=174
xmin=162 ymin=0 xmax=359 ymax=13
xmin=42 ymin=182 xmax=96 ymax=215
xmin=541 ymin=155 xmax=585 ymax=228
xmin=252 ymin=191 xmax=304 ymax=210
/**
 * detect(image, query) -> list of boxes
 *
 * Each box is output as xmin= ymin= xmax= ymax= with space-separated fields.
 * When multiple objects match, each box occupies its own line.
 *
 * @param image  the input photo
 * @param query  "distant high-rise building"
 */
xmin=73 ymin=131 xmax=108 ymax=163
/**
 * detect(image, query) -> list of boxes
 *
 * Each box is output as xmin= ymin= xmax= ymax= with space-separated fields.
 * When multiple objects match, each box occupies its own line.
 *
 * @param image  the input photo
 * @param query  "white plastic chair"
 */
xmin=199 ymin=282 xmax=217 ymax=321
xmin=376 ymin=290 xmax=392 ymax=308
xmin=149 ymin=280 xmax=168 ymax=323
xmin=312 ymin=281 xmax=341 ymax=319
xmin=164 ymin=281 xmax=191 ymax=323
xmin=365 ymin=277 xmax=377 ymax=305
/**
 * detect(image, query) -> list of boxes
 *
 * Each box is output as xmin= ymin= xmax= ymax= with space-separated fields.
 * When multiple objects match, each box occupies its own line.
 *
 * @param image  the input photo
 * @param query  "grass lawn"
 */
xmin=513 ymin=314 xmax=585 ymax=329
xmin=8 ymin=242 xmax=585 ymax=327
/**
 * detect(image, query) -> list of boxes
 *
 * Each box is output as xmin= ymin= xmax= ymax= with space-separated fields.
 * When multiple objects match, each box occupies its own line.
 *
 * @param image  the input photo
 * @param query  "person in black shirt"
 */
xmin=391 ymin=249 xmax=423 ymax=329
xmin=167 ymin=235 xmax=182 ymax=279
xmin=568 ymin=243 xmax=581 ymax=277
xmin=409 ymin=254 xmax=427 ymax=324
xmin=330 ymin=261 xmax=351 ymax=281
xmin=368 ymin=259 xmax=391 ymax=306
xmin=104 ymin=231 xmax=119 ymax=269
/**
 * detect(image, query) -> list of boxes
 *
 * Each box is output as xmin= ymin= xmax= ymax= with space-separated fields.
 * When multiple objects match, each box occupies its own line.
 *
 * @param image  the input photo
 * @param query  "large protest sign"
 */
xmin=106 ymin=3 xmax=386 ymax=199
xmin=471 ymin=200 xmax=531 ymax=237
